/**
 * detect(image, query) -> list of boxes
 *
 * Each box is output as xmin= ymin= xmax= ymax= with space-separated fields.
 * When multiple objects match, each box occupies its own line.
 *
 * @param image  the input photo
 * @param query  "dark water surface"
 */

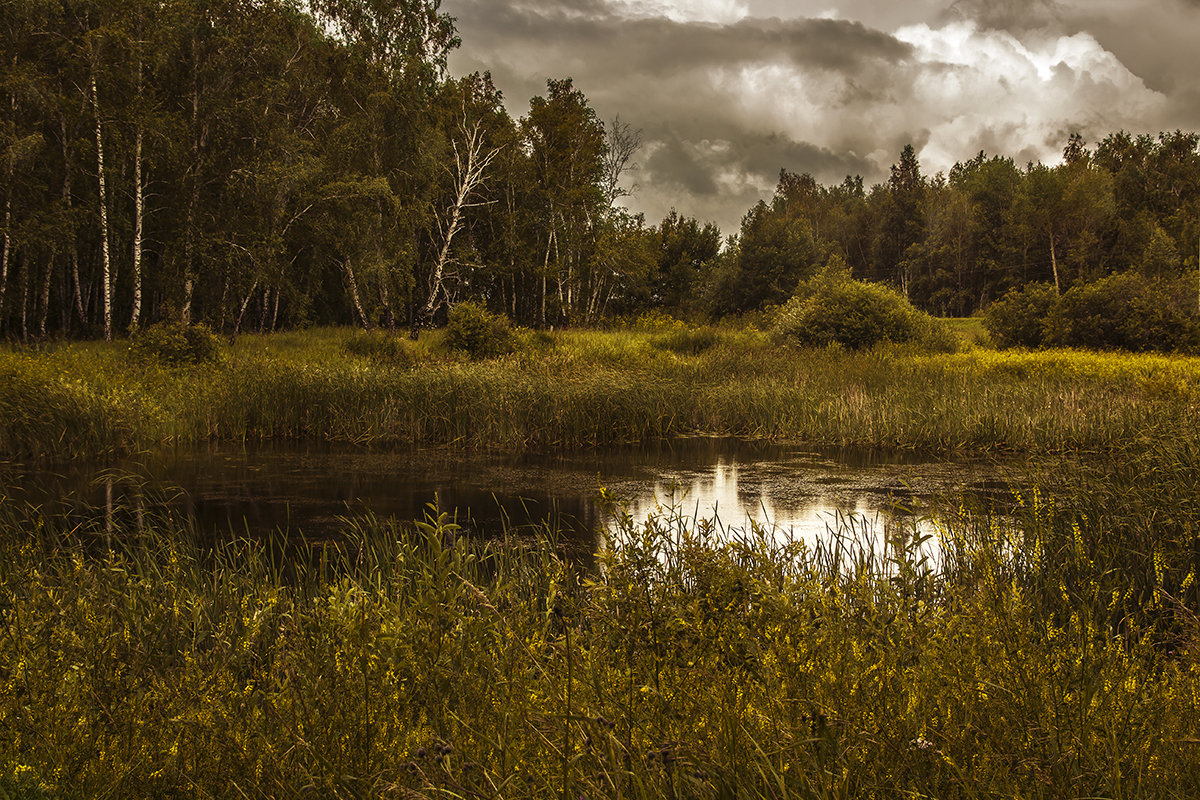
xmin=2 ymin=438 xmax=1023 ymax=550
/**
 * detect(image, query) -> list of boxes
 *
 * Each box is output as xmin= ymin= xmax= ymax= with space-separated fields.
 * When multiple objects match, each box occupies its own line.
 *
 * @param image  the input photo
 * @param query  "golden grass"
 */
xmin=2 ymin=327 xmax=1198 ymax=460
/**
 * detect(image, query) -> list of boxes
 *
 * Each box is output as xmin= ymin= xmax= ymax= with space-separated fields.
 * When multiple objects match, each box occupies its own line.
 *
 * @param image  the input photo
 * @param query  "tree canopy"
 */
xmin=2 ymin=3 xmax=1198 ymax=339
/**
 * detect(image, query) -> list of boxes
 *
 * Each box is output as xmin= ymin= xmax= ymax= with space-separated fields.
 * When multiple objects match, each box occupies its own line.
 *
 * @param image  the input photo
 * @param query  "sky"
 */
xmin=441 ymin=0 xmax=1200 ymax=235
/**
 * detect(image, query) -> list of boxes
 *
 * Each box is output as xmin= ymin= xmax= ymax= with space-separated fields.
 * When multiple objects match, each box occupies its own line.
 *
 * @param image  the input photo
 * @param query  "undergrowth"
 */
xmin=1 ymin=327 xmax=1199 ymax=460
xmin=3 ymin=443 xmax=1200 ymax=797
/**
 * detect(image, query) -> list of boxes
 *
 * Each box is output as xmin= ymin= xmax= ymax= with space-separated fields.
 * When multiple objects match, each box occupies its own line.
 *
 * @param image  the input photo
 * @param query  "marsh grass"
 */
xmin=2 ymin=327 xmax=1199 ymax=460
xmin=943 ymin=316 xmax=990 ymax=348
xmin=4 ymin=445 xmax=1200 ymax=798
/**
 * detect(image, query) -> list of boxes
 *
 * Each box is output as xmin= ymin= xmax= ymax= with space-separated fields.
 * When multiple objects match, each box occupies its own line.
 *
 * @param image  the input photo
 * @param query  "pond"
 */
xmin=1 ymin=438 xmax=1022 ymax=553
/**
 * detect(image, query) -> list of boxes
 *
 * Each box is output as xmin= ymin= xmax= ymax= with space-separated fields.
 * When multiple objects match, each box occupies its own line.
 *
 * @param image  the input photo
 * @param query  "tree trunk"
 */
xmin=0 ymin=58 xmax=14 ymax=324
xmin=378 ymin=279 xmax=394 ymax=330
xmin=233 ymin=279 xmax=258 ymax=338
xmin=344 ymin=259 xmax=369 ymax=329
xmin=130 ymin=119 xmax=143 ymax=331
xmin=62 ymin=117 xmax=86 ymax=327
xmin=20 ymin=253 xmax=29 ymax=342
xmin=0 ymin=162 xmax=10 ymax=326
xmin=92 ymin=71 xmax=113 ymax=341
xmin=39 ymin=255 xmax=53 ymax=338
xmin=182 ymin=35 xmax=202 ymax=325
xmin=414 ymin=121 xmax=500 ymax=336
xmin=1049 ymin=231 xmax=1061 ymax=295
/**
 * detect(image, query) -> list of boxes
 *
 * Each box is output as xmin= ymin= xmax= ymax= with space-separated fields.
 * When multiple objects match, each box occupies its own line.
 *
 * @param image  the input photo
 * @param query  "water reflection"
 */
xmin=627 ymin=458 xmax=917 ymax=537
xmin=616 ymin=450 xmax=986 ymax=566
xmin=3 ymin=438 xmax=1020 ymax=552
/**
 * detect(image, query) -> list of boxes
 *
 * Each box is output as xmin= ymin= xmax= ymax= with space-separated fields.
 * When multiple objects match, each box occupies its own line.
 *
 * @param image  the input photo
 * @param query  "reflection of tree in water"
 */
xmin=613 ymin=453 xmax=987 ymax=558
xmin=13 ymin=441 xmax=1016 ymax=555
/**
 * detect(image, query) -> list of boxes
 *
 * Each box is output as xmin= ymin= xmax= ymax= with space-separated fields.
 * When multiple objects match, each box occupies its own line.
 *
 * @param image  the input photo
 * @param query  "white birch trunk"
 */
xmin=92 ymin=71 xmax=112 ymax=341
xmin=414 ymin=121 xmax=500 ymax=335
xmin=39 ymin=256 xmax=53 ymax=337
xmin=130 ymin=68 xmax=144 ymax=331
xmin=344 ymin=259 xmax=369 ymax=329
xmin=1049 ymin=232 xmax=1061 ymax=296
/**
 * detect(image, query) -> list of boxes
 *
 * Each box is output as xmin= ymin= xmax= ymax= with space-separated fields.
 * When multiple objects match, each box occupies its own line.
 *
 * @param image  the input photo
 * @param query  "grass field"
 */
xmin=3 ymin=325 xmax=1198 ymax=461
xmin=5 ymin=325 xmax=1200 ymax=797
xmin=4 ymin=436 xmax=1200 ymax=798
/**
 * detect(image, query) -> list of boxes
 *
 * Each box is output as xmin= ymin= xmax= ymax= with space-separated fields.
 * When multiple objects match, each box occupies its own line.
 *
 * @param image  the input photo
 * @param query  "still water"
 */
xmin=2 ymin=438 xmax=1020 ymax=550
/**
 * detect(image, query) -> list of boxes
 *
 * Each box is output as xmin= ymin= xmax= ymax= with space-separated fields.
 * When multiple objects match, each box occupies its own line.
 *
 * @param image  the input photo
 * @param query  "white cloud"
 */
xmin=893 ymin=21 xmax=1167 ymax=169
xmin=700 ymin=19 xmax=1168 ymax=184
xmin=446 ymin=0 xmax=1190 ymax=233
xmin=607 ymin=0 xmax=749 ymax=24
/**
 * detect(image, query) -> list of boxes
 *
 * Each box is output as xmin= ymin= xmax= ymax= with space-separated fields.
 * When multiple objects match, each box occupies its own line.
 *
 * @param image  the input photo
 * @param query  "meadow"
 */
xmin=1 ymin=324 xmax=1197 ymax=461
xmin=4 ymin=324 xmax=1200 ymax=797
xmin=4 ymin=440 xmax=1200 ymax=798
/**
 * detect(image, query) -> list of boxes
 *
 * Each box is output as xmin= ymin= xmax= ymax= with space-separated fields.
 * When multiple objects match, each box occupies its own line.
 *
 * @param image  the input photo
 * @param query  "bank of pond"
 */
xmin=2 ymin=325 xmax=1197 ymax=461
xmin=3 ymin=327 xmax=1200 ymax=797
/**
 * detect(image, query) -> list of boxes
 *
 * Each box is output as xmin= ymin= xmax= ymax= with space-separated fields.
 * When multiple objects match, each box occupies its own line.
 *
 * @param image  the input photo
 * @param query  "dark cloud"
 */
xmin=450 ymin=2 xmax=912 ymax=80
xmin=943 ymin=0 xmax=1062 ymax=31
xmin=736 ymin=134 xmax=876 ymax=183
xmin=644 ymin=139 xmax=720 ymax=196
xmin=444 ymin=0 xmax=1195 ymax=234
xmin=642 ymin=132 xmax=875 ymax=198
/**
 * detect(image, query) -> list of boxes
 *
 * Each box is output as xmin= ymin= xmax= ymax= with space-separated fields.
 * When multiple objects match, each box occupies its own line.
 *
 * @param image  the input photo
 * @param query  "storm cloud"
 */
xmin=443 ymin=0 xmax=1196 ymax=234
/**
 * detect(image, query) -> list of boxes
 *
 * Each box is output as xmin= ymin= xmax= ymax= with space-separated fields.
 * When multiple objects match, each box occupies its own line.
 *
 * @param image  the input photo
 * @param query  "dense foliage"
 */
xmin=443 ymin=300 xmax=514 ymax=358
xmin=983 ymin=283 xmax=1060 ymax=348
xmin=3 ymin=2 xmax=1199 ymax=344
xmin=738 ymin=138 xmax=1200 ymax=321
xmin=129 ymin=320 xmax=224 ymax=365
xmin=0 ymin=0 xmax=659 ymax=339
xmin=985 ymin=272 xmax=1200 ymax=352
xmin=773 ymin=261 xmax=955 ymax=351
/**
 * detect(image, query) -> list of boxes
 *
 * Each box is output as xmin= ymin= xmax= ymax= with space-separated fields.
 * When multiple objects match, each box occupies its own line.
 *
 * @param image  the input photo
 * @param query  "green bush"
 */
xmin=344 ymin=329 xmax=422 ymax=367
xmin=773 ymin=273 xmax=955 ymax=351
xmin=444 ymin=301 xmax=515 ymax=359
xmin=130 ymin=321 xmax=224 ymax=365
xmin=983 ymin=282 xmax=1058 ymax=348
xmin=1044 ymin=271 xmax=1200 ymax=353
xmin=985 ymin=271 xmax=1200 ymax=354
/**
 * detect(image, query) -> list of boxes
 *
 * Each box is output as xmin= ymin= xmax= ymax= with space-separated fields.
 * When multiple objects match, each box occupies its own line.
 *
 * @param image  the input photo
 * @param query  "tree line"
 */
xmin=0 ymin=0 xmax=660 ymax=340
xmin=713 ymin=132 xmax=1200 ymax=320
xmin=3 ymin=0 xmax=1199 ymax=341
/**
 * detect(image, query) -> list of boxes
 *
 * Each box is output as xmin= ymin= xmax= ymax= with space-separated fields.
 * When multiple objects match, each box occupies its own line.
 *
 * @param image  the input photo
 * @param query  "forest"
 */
xmin=3 ymin=0 xmax=1200 ymax=342
xmin=11 ymin=3 xmax=1200 ymax=797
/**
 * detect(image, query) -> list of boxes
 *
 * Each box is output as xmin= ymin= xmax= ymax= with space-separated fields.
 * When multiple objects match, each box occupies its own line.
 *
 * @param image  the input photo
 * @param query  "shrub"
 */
xmin=1044 ymin=271 xmax=1200 ymax=353
xmin=444 ymin=301 xmax=515 ymax=359
xmin=130 ymin=321 xmax=224 ymax=365
xmin=773 ymin=274 xmax=955 ymax=351
xmin=344 ymin=329 xmax=422 ymax=368
xmin=983 ymin=283 xmax=1058 ymax=348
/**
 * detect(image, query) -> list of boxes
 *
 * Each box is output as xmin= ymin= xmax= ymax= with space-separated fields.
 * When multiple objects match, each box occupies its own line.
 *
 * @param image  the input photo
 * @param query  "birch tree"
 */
xmin=411 ymin=117 xmax=500 ymax=336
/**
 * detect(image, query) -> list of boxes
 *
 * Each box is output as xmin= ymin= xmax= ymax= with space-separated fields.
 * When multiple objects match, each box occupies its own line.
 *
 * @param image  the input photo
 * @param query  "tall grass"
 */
xmin=2 ymin=327 xmax=1198 ymax=460
xmin=3 ymin=441 xmax=1200 ymax=798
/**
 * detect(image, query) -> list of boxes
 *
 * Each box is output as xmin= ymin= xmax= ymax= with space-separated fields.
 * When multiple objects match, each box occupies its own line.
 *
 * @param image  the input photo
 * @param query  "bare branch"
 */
xmin=602 ymin=115 xmax=642 ymax=209
xmin=413 ymin=118 xmax=504 ymax=336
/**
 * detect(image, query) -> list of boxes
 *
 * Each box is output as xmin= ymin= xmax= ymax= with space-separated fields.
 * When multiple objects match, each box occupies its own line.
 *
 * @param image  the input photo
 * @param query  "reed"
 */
xmin=3 ymin=444 xmax=1199 ymax=798
xmin=2 ymin=327 xmax=1197 ymax=461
